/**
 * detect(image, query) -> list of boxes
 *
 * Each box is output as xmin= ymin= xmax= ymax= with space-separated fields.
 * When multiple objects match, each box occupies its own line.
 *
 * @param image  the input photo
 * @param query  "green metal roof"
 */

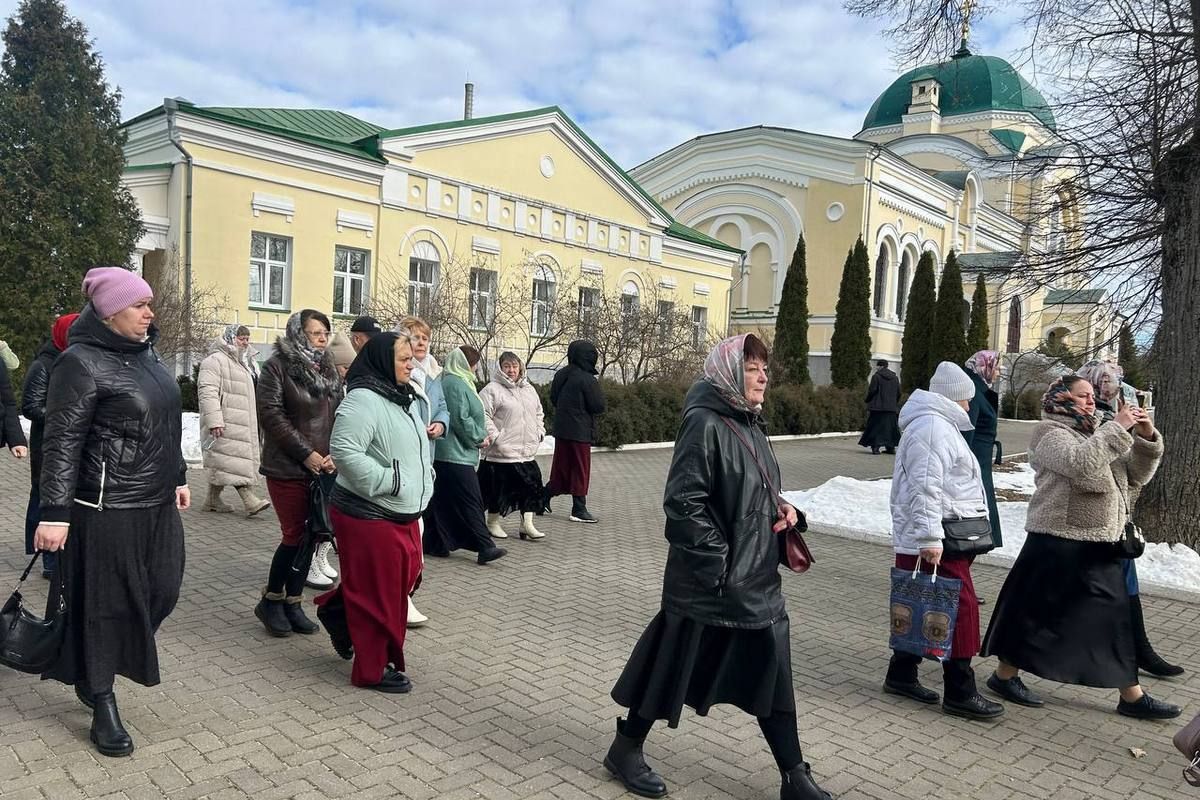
xmin=201 ymin=106 xmax=385 ymax=143
xmin=861 ymin=51 xmax=1056 ymax=132
xmin=1045 ymin=288 xmax=1107 ymax=305
xmin=957 ymin=251 xmax=1023 ymax=273
xmin=930 ymin=170 xmax=970 ymax=190
xmin=990 ymin=129 xmax=1028 ymax=153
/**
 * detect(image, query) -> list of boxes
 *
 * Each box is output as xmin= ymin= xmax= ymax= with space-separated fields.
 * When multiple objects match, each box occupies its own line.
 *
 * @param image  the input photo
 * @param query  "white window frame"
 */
xmin=407 ymin=241 xmax=440 ymax=317
xmin=578 ymin=285 xmax=601 ymax=338
xmin=691 ymin=305 xmax=708 ymax=349
xmin=656 ymin=299 xmax=674 ymax=339
xmin=249 ymin=232 xmax=292 ymax=309
xmin=333 ymin=246 xmax=370 ymax=316
xmin=469 ymin=267 xmax=498 ymax=331
xmin=531 ymin=264 xmax=557 ymax=338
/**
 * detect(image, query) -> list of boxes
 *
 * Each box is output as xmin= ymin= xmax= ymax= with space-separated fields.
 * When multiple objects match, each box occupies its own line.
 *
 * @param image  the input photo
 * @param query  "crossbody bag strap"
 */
xmin=719 ymin=416 xmax=779 ymax=497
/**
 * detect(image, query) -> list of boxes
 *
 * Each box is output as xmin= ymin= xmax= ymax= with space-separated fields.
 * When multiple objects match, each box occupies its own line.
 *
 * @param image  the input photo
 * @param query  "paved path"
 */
xmin=0 ymin=421 xmax=1196 ymax=800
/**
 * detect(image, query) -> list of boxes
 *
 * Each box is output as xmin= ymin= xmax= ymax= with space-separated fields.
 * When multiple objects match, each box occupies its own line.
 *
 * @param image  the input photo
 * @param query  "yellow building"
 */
xmin=119 ymin=100 xmax=740 ymax=375
xmin=631 ymin=46 xmax=1119 ymax=382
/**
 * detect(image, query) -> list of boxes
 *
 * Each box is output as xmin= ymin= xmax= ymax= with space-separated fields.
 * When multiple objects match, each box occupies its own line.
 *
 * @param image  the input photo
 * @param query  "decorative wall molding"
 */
xmin=878 ymin=191 xmax=947 ymax=229
xmin=693 ymin=282 xmax=711 ymax=296
xmin=471 ymin=235 xmax=501 ymax=255
xmin=252 ymin=191 xmax=295 ymax=222
xmin=580 ymin=259 xmax=604 ymax=275
xmin=336 ymin=209 xmax=374 ymax=236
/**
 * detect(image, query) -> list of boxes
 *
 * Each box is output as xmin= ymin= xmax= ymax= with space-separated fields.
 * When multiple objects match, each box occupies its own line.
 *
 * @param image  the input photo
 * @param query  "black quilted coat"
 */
xmin=39 ymin=305 xmax=186 ymax=523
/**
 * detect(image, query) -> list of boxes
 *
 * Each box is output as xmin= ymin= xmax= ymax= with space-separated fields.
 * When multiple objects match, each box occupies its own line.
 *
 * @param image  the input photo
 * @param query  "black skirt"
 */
xmin=478 ymin=460 xmax=547 ymax=516
xmin=43 ymin=503 xmax=185 ymax=689
xmin=859 ymin=411 xmax=901 ymax=449
xmin=611 ymin=610 xmax=796 ymax=728
xmin=981 ymin=532 xmax=1136 ymax=689
xmin=425 ymin=461 xmax=493 ymax=555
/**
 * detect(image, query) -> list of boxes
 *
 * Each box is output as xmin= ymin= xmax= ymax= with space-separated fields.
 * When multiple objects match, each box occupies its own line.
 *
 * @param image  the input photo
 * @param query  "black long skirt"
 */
xmin=981 ymin=532 xmax=1136 ymax=688
xmin=611 ymin=610 xmax=796 ymax=728
xmin=478 ymin=460 xmax=547 ymax=516
xmin=425 ymin=461 xmax=493 ymax=555
xmin=43 ymin=503 xmax=185 ymax=689
xmin=858 ymin=411 xmax=901 ymax=449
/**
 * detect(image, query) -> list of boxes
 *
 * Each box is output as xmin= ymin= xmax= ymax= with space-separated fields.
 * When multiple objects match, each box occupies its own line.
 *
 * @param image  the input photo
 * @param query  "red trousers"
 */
xmin=317 ymin=508 xmax=422 ymax=687
xmin=266 ymin=478 xmax=309 ymax=546
xmin=895 ymin=553 xmax=981 ymax=659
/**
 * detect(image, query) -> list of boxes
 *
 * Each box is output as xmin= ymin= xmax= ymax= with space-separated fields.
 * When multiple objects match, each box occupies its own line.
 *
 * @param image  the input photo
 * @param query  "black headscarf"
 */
xmin=344 ymin=332 xmax=415 ymax=410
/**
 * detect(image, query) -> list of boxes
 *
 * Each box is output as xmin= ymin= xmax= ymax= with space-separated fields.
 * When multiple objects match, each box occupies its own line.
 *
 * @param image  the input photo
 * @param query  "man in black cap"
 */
xmin=349 ymin=316 xmax=382 ymax=353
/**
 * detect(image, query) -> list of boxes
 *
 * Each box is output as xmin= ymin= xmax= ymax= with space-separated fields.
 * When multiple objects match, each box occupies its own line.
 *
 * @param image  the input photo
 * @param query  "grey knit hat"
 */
xmin=929 ymin=361 xmax=975 ymax=402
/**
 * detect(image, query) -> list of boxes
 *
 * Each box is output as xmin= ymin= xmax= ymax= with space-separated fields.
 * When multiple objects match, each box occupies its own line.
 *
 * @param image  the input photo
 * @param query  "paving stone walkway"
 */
xmin=0 ymin=421 xmax=1195 ymax=799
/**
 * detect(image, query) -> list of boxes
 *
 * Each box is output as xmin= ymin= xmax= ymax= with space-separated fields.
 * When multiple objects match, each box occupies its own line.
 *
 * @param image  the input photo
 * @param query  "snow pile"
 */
xmin=784 ymin=475 xmax=1200 ymax=596
xmin=991 ymin=462 xmax=1036 ymax=495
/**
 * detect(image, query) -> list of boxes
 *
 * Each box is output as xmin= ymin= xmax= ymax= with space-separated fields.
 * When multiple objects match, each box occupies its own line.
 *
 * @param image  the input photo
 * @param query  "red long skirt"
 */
xmin=316 ymin=509 xmax=422 ymax=687
xmin=895 ymin=553 xmax=981 ymax=659
xmin=546 ymin=439 xmax=592 ymax=497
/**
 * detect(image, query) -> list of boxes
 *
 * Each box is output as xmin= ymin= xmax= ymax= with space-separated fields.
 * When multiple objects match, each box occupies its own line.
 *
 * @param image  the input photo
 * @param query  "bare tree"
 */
xmin=587 ymin=283 xmax=712 ymax=383
xmin=845 ymin=0 xmax=1200 ymax=545
xmin=142 ymin=248 xmax=226 ymax=368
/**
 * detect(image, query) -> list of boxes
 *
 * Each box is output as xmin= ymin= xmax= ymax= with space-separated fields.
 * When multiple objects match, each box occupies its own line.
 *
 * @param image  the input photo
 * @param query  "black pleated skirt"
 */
xmin=43 ymin=503 xmax=185 ymax=689
xmin=477 ymin=460 xmax=547 ymax=516
xmin=611 ymin=610 xmax=796 ymax=728
xmin=981 ymin=532 xmax=1136 ymax=688
xmin=425 ymin=461 xmax=493 ymax=555
xmin=859 ymin=411 xmax=901 ymax=449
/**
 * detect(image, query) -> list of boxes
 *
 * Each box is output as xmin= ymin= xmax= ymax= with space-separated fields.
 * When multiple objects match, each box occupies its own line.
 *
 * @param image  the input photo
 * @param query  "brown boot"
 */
xmin=236 ymin=485 xmax=271 ymax=517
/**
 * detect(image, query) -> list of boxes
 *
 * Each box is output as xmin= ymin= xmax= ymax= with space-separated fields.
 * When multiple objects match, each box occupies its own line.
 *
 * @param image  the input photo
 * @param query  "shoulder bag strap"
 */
xmin=719 ymin=416 xmax=780 ymax=497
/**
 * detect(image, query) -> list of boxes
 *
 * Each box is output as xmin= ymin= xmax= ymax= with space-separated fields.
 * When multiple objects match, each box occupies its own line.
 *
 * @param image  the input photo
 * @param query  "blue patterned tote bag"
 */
xmin=889 ymin=562 xmax=961 ymax=662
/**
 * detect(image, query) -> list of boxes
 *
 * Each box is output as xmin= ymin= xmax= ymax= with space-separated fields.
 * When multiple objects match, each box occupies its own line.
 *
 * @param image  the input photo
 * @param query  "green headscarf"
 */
xmin=442 ymin=347 xmax=479 ymax=392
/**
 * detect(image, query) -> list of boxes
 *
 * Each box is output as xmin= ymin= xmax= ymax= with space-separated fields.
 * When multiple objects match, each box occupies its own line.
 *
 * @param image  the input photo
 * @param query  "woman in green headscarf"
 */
xmin=425 ymin=346 xmax=507 ymax=565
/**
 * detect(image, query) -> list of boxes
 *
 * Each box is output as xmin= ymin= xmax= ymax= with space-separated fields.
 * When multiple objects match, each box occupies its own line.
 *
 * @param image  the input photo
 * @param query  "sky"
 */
xmin=0 ymin=0 xmax=1037 ymax=167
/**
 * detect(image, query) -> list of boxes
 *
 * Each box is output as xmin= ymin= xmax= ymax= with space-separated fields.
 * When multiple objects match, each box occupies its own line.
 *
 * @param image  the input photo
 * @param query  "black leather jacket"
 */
xmin=550 ymin=340 xmax=605 ymax=443
xmin=21 ymin=340 xmax=61 ymax=482
xmin=660 ymin=380 xmax=785 ymax=629
xmin=39 ymin=305 xmax=186 ymax=523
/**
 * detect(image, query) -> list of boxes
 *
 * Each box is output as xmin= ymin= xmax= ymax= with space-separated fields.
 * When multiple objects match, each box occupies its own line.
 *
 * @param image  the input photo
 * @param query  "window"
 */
xmin=469 ymin=268 xmax=498 ymax=330
xmin=895 ymin=252 xmax=911 ymax=320
xmin=578 ymin=286 xmax=600 ymax=338
xmin=407 ymin=241 xmax=440 ymax=316
xmin=656 ymin=300 xmax=674 ymax=338
xmin=332 ymin=246 xmax=369 ymax=316
xmin=1006 ymin=297 xmax=1022 ymax=353
xmin=691 ymin=306 xmax=708 ymax=349
xmin=531 ymin=264 xmax=557 ymax=337
xmin=962 ymin=297 xmax=972 ymax=330
xmin=249 ymin=232 xmax=290 ymax=308
xmin=873 ymin=245 xmax=889 ymax=317
xmin=620 ymin=281 xmax=641 ymax=335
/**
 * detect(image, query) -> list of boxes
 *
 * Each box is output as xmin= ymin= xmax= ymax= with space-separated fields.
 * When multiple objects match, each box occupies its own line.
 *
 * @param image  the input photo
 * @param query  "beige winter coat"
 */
xmin=480 ymin=370 xmax=545 ymax=463
xmin=198 ymin=339 xmax=261 ymax=486
xmin=1025 ymin=417 xmax=1164 ymax=543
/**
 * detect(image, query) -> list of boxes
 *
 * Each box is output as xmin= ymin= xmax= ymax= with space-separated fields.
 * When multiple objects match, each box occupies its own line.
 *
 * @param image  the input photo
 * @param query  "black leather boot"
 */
xmin=316 ymin=593 xmax=354 ymax=659
xmin=781 ymin=762 xmax=833 ymax=799
xmin=603 ymin=717 xmax=667 ymax=798
xmin=90 ymin=691 xmax=134 ymax=757
xmin=570 ymin=496 xmax=597 ymax=523
xmin=283 ymin=596 xmax=320 ymax=634
xmin=883 ymin=652 xmax=939 ymax=704
xmin=1131 ymin=595 xmax=1184 ymax=677
xmin=254 ymin=591 xmax=292 ymax=637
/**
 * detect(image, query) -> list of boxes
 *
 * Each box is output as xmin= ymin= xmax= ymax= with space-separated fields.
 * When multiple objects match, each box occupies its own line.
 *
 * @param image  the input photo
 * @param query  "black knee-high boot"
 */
xmin=1131 ymin=595 xmax=1184 ymax=677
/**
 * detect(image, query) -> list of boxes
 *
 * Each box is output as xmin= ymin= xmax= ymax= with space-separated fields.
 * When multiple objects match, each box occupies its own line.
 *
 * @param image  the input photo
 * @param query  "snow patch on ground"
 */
xmin=783 ymin=475 xmax=1200 ymax=597
xmin=991 ymin=462 xmax=1036 ymax=494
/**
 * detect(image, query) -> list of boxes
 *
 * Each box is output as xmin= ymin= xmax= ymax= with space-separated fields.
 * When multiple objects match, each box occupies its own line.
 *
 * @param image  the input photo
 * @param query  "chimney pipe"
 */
xmin=464 ymin=82 xmax=474 ymax=120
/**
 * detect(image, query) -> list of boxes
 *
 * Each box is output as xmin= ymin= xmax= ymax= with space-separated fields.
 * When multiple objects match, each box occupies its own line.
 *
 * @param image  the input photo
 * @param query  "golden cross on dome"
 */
xmin=960 ymin=0 xmax=977 ymax=50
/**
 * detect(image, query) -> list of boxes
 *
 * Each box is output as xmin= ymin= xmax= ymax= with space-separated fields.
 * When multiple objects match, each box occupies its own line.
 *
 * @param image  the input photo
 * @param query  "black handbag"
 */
xmin=1115 ymin=492 xmax=1145 ymax=560
xmin=941 ymin=517 xmax=994 ymax=557
xmin=292 ymin=472 xmax=338 ymax=573
xmin=0 ymin=552 xmax=67 ymax=674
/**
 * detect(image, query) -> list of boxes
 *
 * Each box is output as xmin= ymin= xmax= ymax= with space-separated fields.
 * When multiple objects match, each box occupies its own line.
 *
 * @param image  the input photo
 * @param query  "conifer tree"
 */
xmin=829 ymin=236 xmax=872 ymax=388
xmin=900 ymin=251 xmax=937 ymax=393
xmin=931 ymin=250 xmax=970 ymax=367
xmin=1118 ymin=323 xmax=1142 ymax=387
xmin=772 ymin=232 xmax=811 ymax=385
xmin=967 ymin=274 xmax=990 ymax=354
xmin=0 ymin=0 xmax=142 ymax=366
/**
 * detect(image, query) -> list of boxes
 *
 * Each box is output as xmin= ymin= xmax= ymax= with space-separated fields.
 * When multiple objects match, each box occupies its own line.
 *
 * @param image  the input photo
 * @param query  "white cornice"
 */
xmin=121 ymin=168 xmax=173 ymax=189
xmin=661 ymin=237 xmax=741 ymax=269
xmin=877 ymin=191 xmax=948 ymax=229
xmin=336 ymin=209 xmax=374 ymax=236
xmin=192 ymin=158 xmax=378 ymax=206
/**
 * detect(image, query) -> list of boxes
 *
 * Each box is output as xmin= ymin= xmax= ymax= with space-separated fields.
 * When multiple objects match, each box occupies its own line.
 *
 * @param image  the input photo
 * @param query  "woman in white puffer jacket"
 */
xmin=478 ymin=352 xmax=547 ymax=541
xmin=883 ymin=362 xmax=1004 ymax=721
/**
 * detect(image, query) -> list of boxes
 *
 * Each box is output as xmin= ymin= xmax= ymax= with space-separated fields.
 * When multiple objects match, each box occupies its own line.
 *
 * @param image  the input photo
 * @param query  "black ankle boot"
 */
xmin=90 ymin=691 xmax=134 ymax=757
xmin=603 ymin=717 xmax=667 ymax=798
xmin=255 ymin=592 xmax=292 ymax=637
xmin=316 ymin=597 xmax=354 ymax=659
xmin=283 ymin=596 xmax=320 ymax=634
xmin=570 ymin=496 xmax=597 ymax=523
xmin=1131 ymin=595 xmax=1185 ymax=677
xmin=781 ymin=762 xmax=833 ymax=800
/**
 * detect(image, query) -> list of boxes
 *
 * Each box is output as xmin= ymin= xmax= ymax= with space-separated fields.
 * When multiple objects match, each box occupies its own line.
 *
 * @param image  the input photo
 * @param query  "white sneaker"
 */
xmin=315 ymin=541 xmax=338 ymax=580
xmin=305 ymin=557 xmax=334 ymax=589
xmin=407 ymin=595 xmax=428 ymax=628
xmin=486 ymin=512 xmax=508 ymax=539
xmin=519 ymin=512 xmax=545 ymax=540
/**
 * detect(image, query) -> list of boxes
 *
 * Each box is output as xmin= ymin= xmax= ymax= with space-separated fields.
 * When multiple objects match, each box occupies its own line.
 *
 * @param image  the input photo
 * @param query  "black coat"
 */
xmin=865 ymin=367 xmax=901 ymax=413
xmin=550 ymin=340 xmax=606 ymax=443
xmin=963 ymin=369 xmax=1002 ymax=547
xmin=39 ymin=305 xmax=186 ymax=524
xmin=660 ymin=380 xmax=785 ymax=629
xmin=0 ymin=358 xmax=25 ymax=451
xmin=257 ymin=336 xmax=341 ymax=481
xmin=21 ymin=340 xmax=60 ymax=482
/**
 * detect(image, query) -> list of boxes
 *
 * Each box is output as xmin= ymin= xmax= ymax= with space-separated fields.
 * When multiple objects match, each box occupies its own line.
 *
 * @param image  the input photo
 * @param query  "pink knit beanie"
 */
xmin=82 ymin=267 xmax=154 ymax=318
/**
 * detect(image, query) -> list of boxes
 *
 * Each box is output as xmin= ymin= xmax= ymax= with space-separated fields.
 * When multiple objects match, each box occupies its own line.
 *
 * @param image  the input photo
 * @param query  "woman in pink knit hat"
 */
xmin=32 ymin=267 xmax=189 ymax=758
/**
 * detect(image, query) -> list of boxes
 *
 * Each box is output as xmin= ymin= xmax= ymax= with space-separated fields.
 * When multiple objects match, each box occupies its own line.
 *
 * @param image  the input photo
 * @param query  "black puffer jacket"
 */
xmin=257 ymin=336 xmax=341 ymax=481
xmin=0 ymin=359 xmax=24 ymax=451
xmin=660 ymin=380 xmax=785 ymax=629
xmin=550 ymin=340 xmax=605 ymax=443
xmin=21 ymin=340 xmax=61 ymax=482
xmin=39 ymin=305 xmax=186 ymax=523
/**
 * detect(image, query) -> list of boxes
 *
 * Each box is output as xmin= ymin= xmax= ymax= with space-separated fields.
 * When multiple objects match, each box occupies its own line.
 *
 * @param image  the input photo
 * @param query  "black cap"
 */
xmin=349 ymin=316 xmax=382 ymax=334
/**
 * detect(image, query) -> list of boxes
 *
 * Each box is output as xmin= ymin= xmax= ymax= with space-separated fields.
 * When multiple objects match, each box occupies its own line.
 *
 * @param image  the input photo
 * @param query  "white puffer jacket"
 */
xmin=479 ymin=369 xmax=545 ymax=463
xmin=890 ymin=389 xmax=989 ymax=555
xmin=198 ymin=339 xmax=261 ymax=486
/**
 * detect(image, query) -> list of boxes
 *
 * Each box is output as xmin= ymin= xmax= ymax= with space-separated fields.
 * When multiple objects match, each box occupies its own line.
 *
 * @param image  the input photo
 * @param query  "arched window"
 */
xmin=530 ymin=263 xmax=557 ymax=337
xmin=408 ymin=241 xmax=440 ymax=316
xmin=895 ymin=251 xmax=912 ymax=320
xmin=1006 ymin=297 xmax=1022 ymax=353
xmin=620 ymin=280 xmax=640 ymax=334
xmin=873 ymin=245 xmax=888 ymax=317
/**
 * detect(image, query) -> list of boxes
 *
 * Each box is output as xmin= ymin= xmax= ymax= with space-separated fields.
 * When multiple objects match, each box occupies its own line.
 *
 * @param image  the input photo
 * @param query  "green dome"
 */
xmin=861 ymin=52 xmax=1056 ymax=132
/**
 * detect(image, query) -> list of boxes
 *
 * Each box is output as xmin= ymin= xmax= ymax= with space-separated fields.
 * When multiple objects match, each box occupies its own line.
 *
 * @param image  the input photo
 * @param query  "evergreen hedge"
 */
xmin=932 ymin=250 xmax=970 ymax=367
xmin=900 ymin=251 xmax=938 ymax=393
xmin=967 ymin=274 xmax=990 ymax=354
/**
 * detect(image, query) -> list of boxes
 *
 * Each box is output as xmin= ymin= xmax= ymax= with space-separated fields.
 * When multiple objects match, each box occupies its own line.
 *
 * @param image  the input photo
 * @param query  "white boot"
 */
xmin=486 ymin=512 xmax=508 ymax=539
xmin=407 ymin=595 xmax=428 ymax=628
xmin=315 ymin=541 xmax=338 ymax=580
xmin=305 ymin=554 xmax=333 ymax=589
xmin=519 ymin=512 xmax=545 ymax=540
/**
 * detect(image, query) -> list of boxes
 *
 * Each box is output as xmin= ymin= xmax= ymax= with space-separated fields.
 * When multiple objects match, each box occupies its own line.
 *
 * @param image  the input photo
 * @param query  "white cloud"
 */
xmin=0 ymin=0 xmax=1033 ymax=166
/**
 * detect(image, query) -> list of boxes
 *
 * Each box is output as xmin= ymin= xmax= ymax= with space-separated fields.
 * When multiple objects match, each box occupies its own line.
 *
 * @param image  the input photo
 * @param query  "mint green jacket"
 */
xmin=329 ymin=386 xmax=434 ymax=516
xmin=434 ymin=373 xmax=487 ymax=467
